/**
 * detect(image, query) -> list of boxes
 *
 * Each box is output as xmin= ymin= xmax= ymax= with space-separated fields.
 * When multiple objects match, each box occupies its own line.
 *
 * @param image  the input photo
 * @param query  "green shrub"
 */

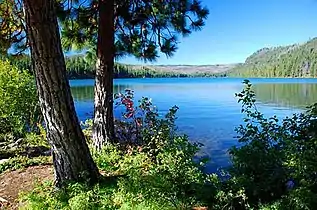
xmin=229 ymin=80 xmax=289 ymax=204
xmin=227 ymin=80 xmax=317 ymax=208
xmin=24 ymin=125 xmax=48 ymax=147
xmin=0 ymin=59 xmax=40 ymax=139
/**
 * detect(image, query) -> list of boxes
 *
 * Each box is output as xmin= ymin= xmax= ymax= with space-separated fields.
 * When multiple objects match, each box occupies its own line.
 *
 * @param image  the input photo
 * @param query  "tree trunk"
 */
xmin=23 ymin=0 xmax=99 ymax=187
xmin=93 ymin=0 xmax=116 ymax=150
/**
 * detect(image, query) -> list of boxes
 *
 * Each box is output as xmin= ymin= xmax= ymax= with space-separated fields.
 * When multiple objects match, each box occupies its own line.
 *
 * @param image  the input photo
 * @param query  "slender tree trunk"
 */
xmin=93 ymin=0 xmax=116 ymax=150
xmin=23 ymin=0 xmax=99 ymax=187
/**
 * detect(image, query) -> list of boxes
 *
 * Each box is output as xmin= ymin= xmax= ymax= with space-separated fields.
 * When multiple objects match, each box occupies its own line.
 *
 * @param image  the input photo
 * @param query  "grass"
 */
xmin=18 ymin=143 xmax=211 ymax=210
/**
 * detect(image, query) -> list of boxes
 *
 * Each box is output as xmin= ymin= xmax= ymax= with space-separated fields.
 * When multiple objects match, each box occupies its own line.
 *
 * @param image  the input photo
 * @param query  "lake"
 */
xmin=70 ymin=78 xmax=317 ymax=173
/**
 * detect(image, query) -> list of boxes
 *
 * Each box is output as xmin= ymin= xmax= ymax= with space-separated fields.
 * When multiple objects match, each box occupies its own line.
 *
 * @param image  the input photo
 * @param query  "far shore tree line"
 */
xmin=2 ymin=54 xmax=224 ymax=78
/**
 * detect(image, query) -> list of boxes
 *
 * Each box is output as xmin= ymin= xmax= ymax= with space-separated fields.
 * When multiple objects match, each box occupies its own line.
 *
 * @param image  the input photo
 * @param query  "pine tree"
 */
xmin=60 ymin=0 xmax=209 ymax=149
xmin=1 ymin=0 xmax=100 ymax=187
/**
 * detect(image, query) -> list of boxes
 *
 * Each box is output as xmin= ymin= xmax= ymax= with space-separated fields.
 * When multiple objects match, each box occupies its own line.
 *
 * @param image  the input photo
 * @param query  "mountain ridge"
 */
xmin=118 ymin=63 xmax=239 ymax=75
xmin=229 ymin=37 xmax=317 ymax=77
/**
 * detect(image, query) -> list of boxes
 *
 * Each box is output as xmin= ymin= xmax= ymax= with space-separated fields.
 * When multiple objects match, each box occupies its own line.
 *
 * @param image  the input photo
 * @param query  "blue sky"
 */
xmin=120 ymin=0 xmax=317 ymax=65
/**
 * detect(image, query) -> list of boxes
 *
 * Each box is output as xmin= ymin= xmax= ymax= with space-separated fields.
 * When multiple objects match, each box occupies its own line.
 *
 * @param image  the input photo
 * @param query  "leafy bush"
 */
xmin=113 ymin=89 xmax=178 ymax=143
xmin=24 ymin=125 xmax=48 ymax=147
xmin=229 ymin=80 xmax=289 ymax=204
xmin=0 ymin=59 xmax=40 ymax=140
xmin=228 ymin=80 xmax=317 ymax=208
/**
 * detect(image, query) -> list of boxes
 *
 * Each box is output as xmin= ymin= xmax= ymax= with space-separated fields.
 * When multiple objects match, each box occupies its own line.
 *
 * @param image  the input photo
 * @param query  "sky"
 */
xmin=120 ymin=0 xmax=317 ymax=65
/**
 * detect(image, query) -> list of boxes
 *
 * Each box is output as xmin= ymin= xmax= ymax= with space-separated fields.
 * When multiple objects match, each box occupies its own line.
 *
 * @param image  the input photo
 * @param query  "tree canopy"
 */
xmin=0 ymin=0 xmax=26 ymax=54
xmin=60 ymin=0 xmax=209 ymax=61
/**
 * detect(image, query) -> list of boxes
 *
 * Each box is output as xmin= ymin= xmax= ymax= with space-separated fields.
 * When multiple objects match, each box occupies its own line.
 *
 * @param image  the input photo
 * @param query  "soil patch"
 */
xmin=0 ymin=165 xmax=53 ymax=209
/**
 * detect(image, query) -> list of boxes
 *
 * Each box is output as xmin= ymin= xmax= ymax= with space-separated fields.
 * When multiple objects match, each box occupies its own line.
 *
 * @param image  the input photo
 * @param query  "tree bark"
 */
xmin=23 ymin=0 xmax=99 ymax=187
xmin=93 ymin=0 xmax=116 ymax=150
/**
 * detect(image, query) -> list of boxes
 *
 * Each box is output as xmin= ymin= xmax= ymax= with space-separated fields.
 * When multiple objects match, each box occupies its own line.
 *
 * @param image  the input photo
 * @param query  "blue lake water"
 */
xmin=70 ymin=78 xmax=317 ymax=172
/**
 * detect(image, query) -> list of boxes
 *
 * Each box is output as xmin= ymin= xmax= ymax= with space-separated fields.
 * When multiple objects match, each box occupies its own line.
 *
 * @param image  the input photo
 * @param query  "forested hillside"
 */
xmin=229 ymin=38 xmax=317 ymax=77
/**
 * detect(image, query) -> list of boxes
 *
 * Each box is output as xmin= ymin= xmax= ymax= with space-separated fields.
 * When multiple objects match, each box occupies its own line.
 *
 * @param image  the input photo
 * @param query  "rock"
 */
xmin=0 ymin=145 xmax=51 ymax=159
xmin=43 ymin=149 xmax=52 ymax=156
xmin=24 ymin=146 xmax=51 ymax=157
xmin=6 ymin=138 xmax=24 ymax=149
xmin=7 ymin=143 xmax=17 ymax=149
xmin=0 ymin=149 xmax=19 ymax=159
xmin=0 ymin=159 xmax=9 ymax=164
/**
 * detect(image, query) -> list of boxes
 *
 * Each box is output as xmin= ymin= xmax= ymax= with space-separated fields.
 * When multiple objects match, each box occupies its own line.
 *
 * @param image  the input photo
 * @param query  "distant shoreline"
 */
xmin=67 ymin=75 xmax=317 ymax=80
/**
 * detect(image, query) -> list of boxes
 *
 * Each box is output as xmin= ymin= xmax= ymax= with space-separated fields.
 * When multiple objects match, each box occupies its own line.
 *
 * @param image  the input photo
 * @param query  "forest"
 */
xmin=1 ymin=0 xmax=317 ymax=209
xmin=228 ymin=37 xmax=317 ymax=77
xmin=3 ymin=54 xmax=224 ymax=79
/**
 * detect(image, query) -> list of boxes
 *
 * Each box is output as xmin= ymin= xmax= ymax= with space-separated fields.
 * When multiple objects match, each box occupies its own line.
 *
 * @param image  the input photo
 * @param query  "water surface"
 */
xmin=70 ymin=78 xmax=317 ymax=172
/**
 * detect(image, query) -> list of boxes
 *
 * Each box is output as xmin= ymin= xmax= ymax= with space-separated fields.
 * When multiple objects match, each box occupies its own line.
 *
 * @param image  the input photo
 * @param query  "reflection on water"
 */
xmin=70 ymin=78 xmax=317 ymax=173
xmin=71 ymin=86 xmax=94 ymax=102
xmin=254 ymin=83 xmax=317 ymax=108
xmin=71 ymin=84 xmax=133 ymax=102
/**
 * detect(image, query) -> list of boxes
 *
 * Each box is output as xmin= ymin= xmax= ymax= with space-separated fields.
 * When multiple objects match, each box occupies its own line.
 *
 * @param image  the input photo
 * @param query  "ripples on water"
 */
xmin=70 ymin=78 xmax=317 ymax=173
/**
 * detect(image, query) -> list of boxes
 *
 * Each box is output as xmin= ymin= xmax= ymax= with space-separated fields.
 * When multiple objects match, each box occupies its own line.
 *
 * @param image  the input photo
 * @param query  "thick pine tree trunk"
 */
xmin=23 ymin=0 xmax=99 ymax=187
xmin=93 ymin=0 xmax=116 ymax=150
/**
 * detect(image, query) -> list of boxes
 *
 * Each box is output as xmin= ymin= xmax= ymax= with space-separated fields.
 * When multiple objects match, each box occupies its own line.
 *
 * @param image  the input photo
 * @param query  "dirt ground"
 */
xmin=0 ymin=165 xmax=53 ymax=209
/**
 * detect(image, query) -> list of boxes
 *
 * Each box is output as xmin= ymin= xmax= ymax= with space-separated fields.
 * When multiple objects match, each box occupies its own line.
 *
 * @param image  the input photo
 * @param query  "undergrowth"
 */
xmin=19 ymin=93 xmax=212 ymax=209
